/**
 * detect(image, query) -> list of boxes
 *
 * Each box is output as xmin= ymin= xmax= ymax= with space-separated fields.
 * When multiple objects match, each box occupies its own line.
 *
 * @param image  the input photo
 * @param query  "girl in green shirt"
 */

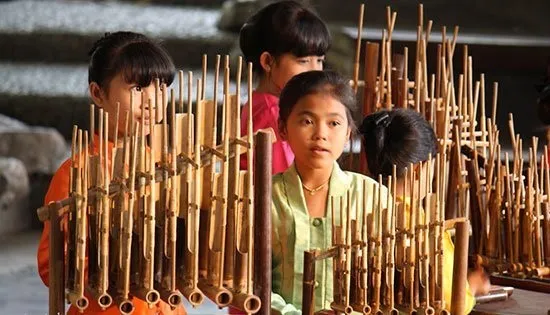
xmin=270 ymin=70 xmax=389 ymax=314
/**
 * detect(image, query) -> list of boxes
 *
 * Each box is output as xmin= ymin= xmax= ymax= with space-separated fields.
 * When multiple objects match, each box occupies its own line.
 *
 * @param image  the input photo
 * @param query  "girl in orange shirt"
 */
xmin=36 ymin=31 xmax=186 ymax=315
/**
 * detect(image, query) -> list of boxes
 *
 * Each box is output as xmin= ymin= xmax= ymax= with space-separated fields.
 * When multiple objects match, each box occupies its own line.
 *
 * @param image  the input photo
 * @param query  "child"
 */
xmin=36 ymin=31 xmax=184 ymax=315
xmin=360 ymin=108 xmax=490 ymax=313
xmin=271 ymin=70 xmax=389 ymax=313
xmin=239 ymin=0 xmax=331 ymax=175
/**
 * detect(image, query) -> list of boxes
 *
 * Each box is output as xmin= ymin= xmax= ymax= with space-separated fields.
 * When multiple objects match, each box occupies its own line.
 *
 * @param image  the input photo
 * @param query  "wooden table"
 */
xmin=472 ymin=288 xmax=550 ymax=315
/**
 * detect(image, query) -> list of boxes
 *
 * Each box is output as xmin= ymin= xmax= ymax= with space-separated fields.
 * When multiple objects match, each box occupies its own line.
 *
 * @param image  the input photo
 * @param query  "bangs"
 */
xmin=287 ymin=16 xmax=331 ymax=57
xmin=116 ymin=42 xmax=175 ymax=88
xmin=271 ymin=9 xmax=331 ymax=58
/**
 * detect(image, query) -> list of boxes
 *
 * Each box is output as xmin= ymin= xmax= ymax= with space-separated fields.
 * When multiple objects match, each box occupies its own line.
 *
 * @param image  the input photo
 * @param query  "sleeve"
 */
xmin=240 ymin=98 xmax=293 ymax=174
xmin=442 ymin=231 xmax=476 ymax=313
xmin=271 ymin=292 xmax=302 ymax=315
xmin=37 ymin=159 xmax=71 ymax=286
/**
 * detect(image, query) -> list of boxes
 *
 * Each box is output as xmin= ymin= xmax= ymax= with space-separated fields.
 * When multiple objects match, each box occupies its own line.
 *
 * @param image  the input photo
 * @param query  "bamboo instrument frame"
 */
xmin=40 ymin=55 xmax=273 ymax=315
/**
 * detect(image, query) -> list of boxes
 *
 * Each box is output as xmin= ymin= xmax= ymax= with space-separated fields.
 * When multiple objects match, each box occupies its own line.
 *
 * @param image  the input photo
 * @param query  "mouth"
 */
xmin=310 ymin=145 xmax=330 ymax=154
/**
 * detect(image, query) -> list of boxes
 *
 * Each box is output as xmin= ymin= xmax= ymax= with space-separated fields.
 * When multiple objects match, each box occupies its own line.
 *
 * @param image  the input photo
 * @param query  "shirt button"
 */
xmin=312 ymin=218 xmax=322 ymax=227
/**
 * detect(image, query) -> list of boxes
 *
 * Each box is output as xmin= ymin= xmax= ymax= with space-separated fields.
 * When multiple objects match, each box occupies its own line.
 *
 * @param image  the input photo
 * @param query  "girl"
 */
xmin=271 ymin=70 xmax=389 ymax=313
xmin=36 ymin=31 xmax=183 ymax=315
xmin=360 ymin=108 xmax=490 ymax=314
xmin=239 ymin=0 xmax=331 ymax=175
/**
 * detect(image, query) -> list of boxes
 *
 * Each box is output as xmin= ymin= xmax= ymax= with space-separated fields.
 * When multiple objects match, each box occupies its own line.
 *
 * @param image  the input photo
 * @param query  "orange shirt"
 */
xmin=37 ymin=136 xmax=186 ymax=315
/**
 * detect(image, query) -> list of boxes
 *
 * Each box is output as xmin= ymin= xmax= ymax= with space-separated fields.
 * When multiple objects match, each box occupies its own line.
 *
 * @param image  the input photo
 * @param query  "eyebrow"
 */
xmin=296 ymin=110 xmax=345 ymax=119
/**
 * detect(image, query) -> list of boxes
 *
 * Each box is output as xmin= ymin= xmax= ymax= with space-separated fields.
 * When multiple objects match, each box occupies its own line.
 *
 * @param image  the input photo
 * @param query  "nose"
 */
xmin=313 ymin=123 xmax=328 ymax=141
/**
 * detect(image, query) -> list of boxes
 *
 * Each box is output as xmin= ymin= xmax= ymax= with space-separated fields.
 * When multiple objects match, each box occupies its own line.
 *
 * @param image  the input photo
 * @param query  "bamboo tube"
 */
xmin=226 ymin=56 xmax=243 ymax=288
xmin=450 ymin=221 xmax=468 ymax=315
xmin=534 ymin=150 xmax=543 ymax=267
xmin=86 ymin=109 xmax=103 ymax=298
xmin=160 ymin=90 xmax=182 ymax=308
xmin=134 ymin=100 xmax=160 ymax=306
xmin=254 ymin=130 xmax=272 ymax=315
xmin=345 ymin=189 xmax=353 ymax=310
xmin=66 ymin=126 xmax=77 ymax=298
xmin=178 ymin=70 xmax=184 ymax=113
xmin=49 ymin=200 xmax=66 ymax=315
xmin=492 ymin=82 xmax=499 ymax=127
xmin=353 ymin=4 xmax=365 ymax=94
xmin=385 ymin=166 xmax=398 ymax=315
xmin=302 ymin=250 xmax=318 ymax=315
xmin=363 ymin=42 xmax=380 ymax=115
xmin=202 ymin=54 xmax=207 ymax=100
xmin=68 ymin=130 xmax=89 ymax=312
xmin=182 ymin=79 xmax=205 ymax=307
xmin=371 ymin=176 xmax=384 ymax=313
xmin=407 ymin=164 xmax=417 ymax=313
xmin=513 ymin=159 xmax=524 ymax=263
xmin=487 ymin=145 xmax=502 ymax=259
xmin=523 ymin=161 xmax=534 ymax=266
xmin=466 ymin=149 xmax=483 ymax=254
xmin=200 ymin=86 xmax=232 ymax=308
xmin=92 ymin=112 xmax=112 ymax=309
xmin=351 ymin=179 xmax=371 ymax=314
xmin=115 ymin=121 xmax=138 ymax=315
xmin=246 ymin=62 xmax=255 ymax=295
xmin=543 ymin=148 xmax=550 ymax=264
xmin=504 ymin=153 xmax=514 ymax=262
xmin=437 ymin=153 xmax=448 ymax=313
xmin=422 ymin=159 xmax=434 ymax=315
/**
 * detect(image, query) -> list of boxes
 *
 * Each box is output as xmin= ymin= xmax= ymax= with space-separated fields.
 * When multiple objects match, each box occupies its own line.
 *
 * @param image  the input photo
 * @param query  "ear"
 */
xmin=346 ymin=126 xmax=352 ymax=142
xmin=259 ymin=52 xmax=274 ymax=73
xmin=89 ymin=82 xmax=105 ymax=107
xmin=278 ymin=119 xmax=288 ymax=140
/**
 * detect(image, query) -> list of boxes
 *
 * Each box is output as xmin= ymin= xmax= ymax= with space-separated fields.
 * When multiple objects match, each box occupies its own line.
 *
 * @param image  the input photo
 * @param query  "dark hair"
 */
xmin=88 ymin=31 xmax=175 ymax=92
xmin=279 ymin=70 xmax=357 ymax=130
xmin=359 ymin=109 xmax=437 ymax=178
xmin=239 ymin=0 xmax=330 ymax=74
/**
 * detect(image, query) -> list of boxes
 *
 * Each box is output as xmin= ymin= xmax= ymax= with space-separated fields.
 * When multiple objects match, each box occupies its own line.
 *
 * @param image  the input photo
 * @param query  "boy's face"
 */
xmin=280 ymin=92 xmax=351 ymax=171
xmin=269 ymin=53 xmax=325 ymax=95
xmin=90 ymin=73 xmax=164 ymax=138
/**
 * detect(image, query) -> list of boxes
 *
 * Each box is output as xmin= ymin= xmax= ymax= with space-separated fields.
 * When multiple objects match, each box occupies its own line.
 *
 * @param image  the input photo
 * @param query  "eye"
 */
xmin=330 ymin=120 xmax=341 ymax=127
xmin=301 ymin=118 xmax=314 ymax=125
xmin=297 ymin=58 xmax=309 ymax=64
xmin=317 ymin=57 xmax=325 ymax=64
xmin=132 ymin=85 xmax=142 ymax=92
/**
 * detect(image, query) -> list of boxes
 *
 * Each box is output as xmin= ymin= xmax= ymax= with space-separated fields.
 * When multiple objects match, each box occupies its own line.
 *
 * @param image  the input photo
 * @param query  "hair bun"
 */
xmin=88 ymin=32 xmax=112 ymax=57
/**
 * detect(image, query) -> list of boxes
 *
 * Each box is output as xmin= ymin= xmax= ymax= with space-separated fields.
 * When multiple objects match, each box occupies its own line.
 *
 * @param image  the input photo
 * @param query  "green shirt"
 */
xmin=271 ymin=162 xmax=389 ymax=314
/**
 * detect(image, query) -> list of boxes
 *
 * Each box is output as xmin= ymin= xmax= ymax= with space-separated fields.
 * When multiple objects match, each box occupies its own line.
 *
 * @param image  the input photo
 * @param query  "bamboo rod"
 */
xmin=353 ymin=4 xmax=365 ymax=94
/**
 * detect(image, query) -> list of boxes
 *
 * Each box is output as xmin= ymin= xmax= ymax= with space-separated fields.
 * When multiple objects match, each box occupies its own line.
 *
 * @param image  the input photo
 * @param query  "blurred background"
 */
xmin=0 ymin=0 xmax=548 ymax=314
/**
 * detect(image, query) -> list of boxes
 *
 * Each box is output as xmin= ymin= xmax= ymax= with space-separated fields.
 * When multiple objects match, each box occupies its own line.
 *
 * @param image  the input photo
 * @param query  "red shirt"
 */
xmin=240 ymin=92 xmax=294 ymax=175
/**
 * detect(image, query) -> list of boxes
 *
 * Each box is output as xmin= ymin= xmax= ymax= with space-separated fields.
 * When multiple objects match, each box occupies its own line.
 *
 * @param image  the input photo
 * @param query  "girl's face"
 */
xmin=264 ymin=53 xmax=325 ymax=95
xmin=90 ymin=73 xmax=164 ymax=138
xmin=280 ymin=92 xmax=351 ymax=171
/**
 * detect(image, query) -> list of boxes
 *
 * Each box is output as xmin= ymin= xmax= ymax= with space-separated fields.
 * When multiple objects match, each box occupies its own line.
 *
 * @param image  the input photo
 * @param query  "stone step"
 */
xmin=0 ymin=0 xmax=237 ymax=67
xmin=0 ymin=62 xmax=250 ymax=141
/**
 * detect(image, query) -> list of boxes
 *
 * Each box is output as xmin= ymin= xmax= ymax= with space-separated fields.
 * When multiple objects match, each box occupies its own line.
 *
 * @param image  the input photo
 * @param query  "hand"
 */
xmin=468 ymin=268 xmax=491 ymax=296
